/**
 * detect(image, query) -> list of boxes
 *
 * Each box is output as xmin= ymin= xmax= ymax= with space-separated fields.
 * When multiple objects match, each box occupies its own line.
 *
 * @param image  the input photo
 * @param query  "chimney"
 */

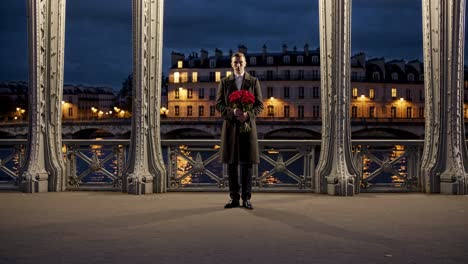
xmin=238 ymin=44 xmax=247 ymax=54
xmin=215 ymin=48 xmax=223 ymax=57
xmin=200 ymin=49 xmax=208 ymax=64
xmin=262 ymin=44 xmax=267 ymax=60
xmin=304 ymin=43 xmax=309 ymax=56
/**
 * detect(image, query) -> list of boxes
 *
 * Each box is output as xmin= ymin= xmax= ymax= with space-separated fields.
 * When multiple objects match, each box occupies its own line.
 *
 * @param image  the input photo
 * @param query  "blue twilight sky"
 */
xmin=0 ymin=0 xmax=466 ymax=90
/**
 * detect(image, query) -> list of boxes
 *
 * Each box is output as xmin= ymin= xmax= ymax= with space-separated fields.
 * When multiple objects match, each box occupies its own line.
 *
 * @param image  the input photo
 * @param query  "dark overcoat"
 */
xmin=216 ymin=72 xmax=263 ymax=164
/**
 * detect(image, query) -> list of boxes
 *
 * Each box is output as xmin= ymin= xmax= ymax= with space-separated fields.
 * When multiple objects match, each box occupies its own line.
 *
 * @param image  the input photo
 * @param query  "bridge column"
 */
xmin=20 ymin=0 xmax=67 ymax=193
xmin=124 ymin=0 xmax=166 ymax=194
xmin=315 ymin=0 xmax=358 ymax=196
xmin=421 ymin=0 xmax=468 ymax=194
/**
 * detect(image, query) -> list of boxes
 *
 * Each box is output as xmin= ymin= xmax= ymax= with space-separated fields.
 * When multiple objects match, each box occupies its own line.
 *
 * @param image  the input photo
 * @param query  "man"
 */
xmin=216 ymin=52 xmax=263 ymax=210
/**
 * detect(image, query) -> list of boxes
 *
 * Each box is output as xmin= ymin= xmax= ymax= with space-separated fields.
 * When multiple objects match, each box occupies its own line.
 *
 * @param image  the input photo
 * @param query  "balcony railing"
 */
xmin=0 ymin=139 xmax=424 ymax=193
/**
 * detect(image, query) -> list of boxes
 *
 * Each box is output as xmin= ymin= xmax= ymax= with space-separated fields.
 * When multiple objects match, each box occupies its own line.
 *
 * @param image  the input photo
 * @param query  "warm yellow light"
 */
xmin=16 ymin=107 xmax=20 ymax=111
xmin=109 ymin=111 xmax=112 ymax=114
xmin=14 ymin=116 xmax=18 ymax=120
xmin=179 ymin=87 xmax=183 ymax=91
xmin=61 ymin=101 xmax=65 ymax=104
xmin=20 ymin=109 xmax=26 ymax=114
xmin=121 ymin=110 xmax=125 ymax=114
xmin=360 ymin=95 xmax=365 ymax=99
xmin=270 ymin=97 xmax=274 ymax=100
xmin=400 ymin=97 xmax=404 ymax=101
xmin=99 ymin=111 xmax=104 ymax=114
xmin=267 ymin=149 xmax=279 ymax=154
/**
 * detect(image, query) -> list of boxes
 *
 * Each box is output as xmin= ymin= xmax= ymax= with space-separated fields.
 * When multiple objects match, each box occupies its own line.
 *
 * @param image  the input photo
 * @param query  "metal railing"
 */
xmin=0 ymin=138 xmax=425 ymax=193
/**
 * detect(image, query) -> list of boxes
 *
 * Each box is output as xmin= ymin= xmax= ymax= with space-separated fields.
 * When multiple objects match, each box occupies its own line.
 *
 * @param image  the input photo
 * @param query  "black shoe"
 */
xmin=224 ymin=199 xmax=240 ymax=209
xmin=242 ymin=200 xmax=253 ymax=210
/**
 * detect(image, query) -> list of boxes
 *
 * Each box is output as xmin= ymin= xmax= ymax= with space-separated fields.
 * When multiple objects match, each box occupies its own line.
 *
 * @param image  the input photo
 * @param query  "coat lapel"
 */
xmin=225 ymin=74 xmax=236 ymax=94
xmin=241 ymin=72 xmax=253 ymax=91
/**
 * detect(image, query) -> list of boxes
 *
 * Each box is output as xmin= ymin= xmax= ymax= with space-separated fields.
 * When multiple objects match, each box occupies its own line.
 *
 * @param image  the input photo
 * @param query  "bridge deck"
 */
xmin=1 ymin=192 xmax=467 ymax=264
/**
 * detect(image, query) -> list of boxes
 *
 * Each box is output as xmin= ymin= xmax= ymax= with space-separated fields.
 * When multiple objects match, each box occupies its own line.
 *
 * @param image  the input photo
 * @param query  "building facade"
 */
xmin=166 ymin=45 xmax=460 ymax=122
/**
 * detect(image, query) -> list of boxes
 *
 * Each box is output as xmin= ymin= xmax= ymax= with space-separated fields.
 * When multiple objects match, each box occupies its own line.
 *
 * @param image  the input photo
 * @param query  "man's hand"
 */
xmin=233 ymin=108 xmax=243 ymax=117
xmin=236 ymin=112 xmax=248 ymax=123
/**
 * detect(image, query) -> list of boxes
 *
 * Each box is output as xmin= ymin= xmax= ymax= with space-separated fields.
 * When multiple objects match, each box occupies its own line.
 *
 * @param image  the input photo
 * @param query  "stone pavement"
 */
xmin=0 ymin=192 xmax=467 ymax=264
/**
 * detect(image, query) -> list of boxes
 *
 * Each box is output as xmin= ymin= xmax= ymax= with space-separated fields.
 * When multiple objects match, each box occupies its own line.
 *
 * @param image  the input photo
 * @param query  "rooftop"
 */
xmin=1 ymin=192 xmax=467 ymax=264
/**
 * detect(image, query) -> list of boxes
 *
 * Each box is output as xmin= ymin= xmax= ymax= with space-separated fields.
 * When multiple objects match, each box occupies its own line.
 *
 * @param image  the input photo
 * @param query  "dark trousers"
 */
xmin=228 ymin=163 xmax=252 ymax=201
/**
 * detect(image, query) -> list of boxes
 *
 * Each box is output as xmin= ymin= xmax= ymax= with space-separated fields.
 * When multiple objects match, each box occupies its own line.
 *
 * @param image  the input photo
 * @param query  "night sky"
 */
xmin=0 ymin=0 xmax=466 ymax=89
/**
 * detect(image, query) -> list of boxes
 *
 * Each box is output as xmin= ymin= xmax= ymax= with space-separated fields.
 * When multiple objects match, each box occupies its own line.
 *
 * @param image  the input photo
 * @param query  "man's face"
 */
xmin=231 ymin=56 xmax=246 ymax=75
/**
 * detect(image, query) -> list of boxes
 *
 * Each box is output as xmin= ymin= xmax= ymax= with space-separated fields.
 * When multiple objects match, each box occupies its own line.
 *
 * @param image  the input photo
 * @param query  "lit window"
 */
xmin=352 ymin=88 xmax=358 ymax=98
xmin=391 ymin=88 xmax=397 ymax=98
xmin=250 ymin=57 xmax=256 ymax=65
xmin=297 ymin=56 xmax=304 ymax=64
xmin=268 ymin=105 xmax=274 ymax=116
xmin=173 ymin=72 xmax=180 ymax=83
xmin=177 ymin=60 xmax=183 ymax=68
xmin=283 ymin=56 xmax=290 ymax=64
xmin=267 ymin=56 xmax=273 ymax=65
xmin=226 ymin=71 xmax=232 ymax=77
xmin=192 ymin=72 xmax=198 ymax=83
xmin=369 ymin=88 xmax=375 ymax=100
xmin=215 ymin=72 xmax=221 ymax=82
xmin=180 ymin=72 xmax=188 ymax=83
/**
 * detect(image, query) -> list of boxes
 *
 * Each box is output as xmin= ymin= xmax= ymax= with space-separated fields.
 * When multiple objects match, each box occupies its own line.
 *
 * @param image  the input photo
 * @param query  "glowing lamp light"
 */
xmin=400 ymin=97 xmax=404 ymax=101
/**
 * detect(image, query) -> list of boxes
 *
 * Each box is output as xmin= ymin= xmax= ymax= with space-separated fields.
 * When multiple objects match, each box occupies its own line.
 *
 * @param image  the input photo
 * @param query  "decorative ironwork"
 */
xmin=0 ymin=139 xmax=427 ymax=193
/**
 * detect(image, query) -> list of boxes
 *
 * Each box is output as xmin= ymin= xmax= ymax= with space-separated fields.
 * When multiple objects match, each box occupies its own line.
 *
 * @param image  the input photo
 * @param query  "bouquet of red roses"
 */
xmin=228 ymin=90 xmax=255 ymax=133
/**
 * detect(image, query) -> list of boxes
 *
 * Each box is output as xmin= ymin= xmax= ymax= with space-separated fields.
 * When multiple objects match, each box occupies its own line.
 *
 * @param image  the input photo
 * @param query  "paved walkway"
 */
xmin=0 ymin=192 xmax=467 ymax=264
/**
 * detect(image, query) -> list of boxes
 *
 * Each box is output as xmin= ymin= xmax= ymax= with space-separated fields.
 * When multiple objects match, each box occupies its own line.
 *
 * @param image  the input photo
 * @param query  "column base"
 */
xmin=326 ymin=176 xmax=355 ymax=196
xmin=127 ymin=174 xmax=153 ymax=195
xmin=440 ymin=174 xmax=468 ymax=195
xmin=20 ymin=172 xmax=49 ymax=193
